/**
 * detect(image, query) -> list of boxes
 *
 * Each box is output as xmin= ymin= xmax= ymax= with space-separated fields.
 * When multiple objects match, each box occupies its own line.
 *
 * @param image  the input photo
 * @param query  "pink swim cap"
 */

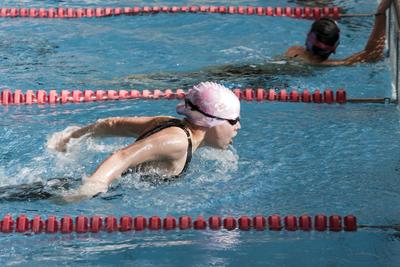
xmin=176 ymin=82 xmax=240 ymax=128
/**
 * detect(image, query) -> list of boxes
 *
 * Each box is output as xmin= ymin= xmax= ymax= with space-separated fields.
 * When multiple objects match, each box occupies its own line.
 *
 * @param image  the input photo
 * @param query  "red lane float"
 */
xmin=134 ymin=216 xmax=146 ymax=231
xmin=105 ymin=216 xmax=118 ymax=232
xmin=1 ymin=215 xmax=14 ymax=233
xmin=290 ymin=90 xmax=300 ymax=102
xmin=163 ymin=216 xmax=176 ymax=230
xmin=60 ymin=216 xmax=73 ymax=233
xmin=45 ymin=216 xmax=58 ymax=233
xmin=31 ymin=216 xmax=44 ymax=233
xmin=329 ymin=215 xmax=342 ymax=232
xmin=90 ymin=216 xmax=102 ymax=233
xmin=278 ymin=89 xmax=288 ymax=101
xmin=0 ymin=6 xmax=342 ymax=19
xmin=119 ymin=216 xmax=132 ymax=232
xmin=314 ymin=215 xmax=327 ymax=231
xmin=16 ymin=215 xmax=29 ymax=232
xmin=267 ymin=89 xmax=277 ymax=101
xmin=179 ymin=216 xmax=192 ymax=230
xmin=238 ymin=216 xmax=251 ymax=230
xmin=313 ymin=89 xmax=323 ymax=103
xmin=0 ymin=88 xmax=351 ymax=105
xmin=76 ymin=216 xmax=89 ymax=233
xmin=256 ymin=88 xmax=265 ymax=101
xmin=223 ymin=217 xmax=237 ymax=230
xmin=253 ymin=215 xmax=266 ymax=230
xmin=0 ymin=214 xmax=362 ymax=234
xmin=209 ymin=216 xmax=222 ymax=230
xmin=299 ymin=215 xmax=312 ymax=231
xmin=1 ymin=89 xmax=12 ymax=105
xmin=268 ymin=215 xmax=282 ymax=230
xmin=194 ymin=216 xmax=207 ymax=230
xmin=149 ymin=216 xmax=161 ymax=230
xmin=284 ymin=215 xmax=297 ymax=231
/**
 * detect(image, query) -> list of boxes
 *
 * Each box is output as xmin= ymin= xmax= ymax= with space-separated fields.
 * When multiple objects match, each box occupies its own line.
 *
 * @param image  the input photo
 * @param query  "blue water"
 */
xmin=0 ymin=0 xmax=399 ymax=266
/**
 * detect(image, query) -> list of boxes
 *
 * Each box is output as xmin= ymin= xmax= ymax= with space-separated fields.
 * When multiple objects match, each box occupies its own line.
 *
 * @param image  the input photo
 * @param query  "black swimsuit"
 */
xmin=122 ymin=119 xmax=193 ymax=181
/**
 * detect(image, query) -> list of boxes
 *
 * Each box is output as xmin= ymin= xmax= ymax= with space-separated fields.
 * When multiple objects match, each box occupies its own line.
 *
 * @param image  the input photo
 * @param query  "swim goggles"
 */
xmin=185 ymin=99 xmax=240 ymax=126
xmin=306 ymin=31 xmax=339 ymax=54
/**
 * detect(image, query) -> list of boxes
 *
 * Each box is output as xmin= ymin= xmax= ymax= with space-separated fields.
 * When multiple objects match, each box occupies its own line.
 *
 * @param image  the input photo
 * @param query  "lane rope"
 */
xmin=1 ymin=214 xmax=361 ymax=233
xmin=3 ymin=213 xmax=399 ymax=234
xmin=0 ymin=88 xmax=394 ymax=106
xmin=0 ymin=6 xmax=370 ymax=20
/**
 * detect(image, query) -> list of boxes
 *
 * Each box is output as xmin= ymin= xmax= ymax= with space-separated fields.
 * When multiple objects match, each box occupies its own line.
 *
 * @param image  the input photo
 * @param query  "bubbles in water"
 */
xmin=0 ymin=161 xmax=45 ymax=186
xmin=197 ymin=146 xmax=239 ymax=173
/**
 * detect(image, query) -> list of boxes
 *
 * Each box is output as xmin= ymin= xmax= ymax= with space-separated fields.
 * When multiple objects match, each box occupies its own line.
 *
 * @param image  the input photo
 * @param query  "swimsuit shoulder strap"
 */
xmin=135 ymin=119 xmax=192 ymax=176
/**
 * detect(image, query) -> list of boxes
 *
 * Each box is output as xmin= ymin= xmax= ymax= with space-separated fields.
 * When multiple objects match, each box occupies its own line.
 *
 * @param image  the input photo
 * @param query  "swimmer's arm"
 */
xmin=324 ymin=0 xmax=390 ymax=66
xmin=69 ymin=129 xmax=188 ymax=199
xmin=70 ymin=116 xmax=174 ymax=138
xmin=362 ymin=0 xmax=391 ymax=60
xmin=52 ymin=116 xmax=172 ymax=153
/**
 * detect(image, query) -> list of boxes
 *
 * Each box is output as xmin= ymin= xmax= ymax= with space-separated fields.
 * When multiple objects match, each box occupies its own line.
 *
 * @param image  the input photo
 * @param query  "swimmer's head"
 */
xmin=176 ymin=82 xmax=240 ymax=128
xmin=306 ymin=18 xmax=340 ymax=59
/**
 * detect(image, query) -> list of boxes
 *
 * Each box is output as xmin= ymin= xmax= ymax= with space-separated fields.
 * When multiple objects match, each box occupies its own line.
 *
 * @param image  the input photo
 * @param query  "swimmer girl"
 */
xmin=118 ymin=0 xmax=392 ymax=90
xmin=285 ymin=0 xmax=392 ymax=65
xmin=48 ymin=82 xmax=241 ymax=202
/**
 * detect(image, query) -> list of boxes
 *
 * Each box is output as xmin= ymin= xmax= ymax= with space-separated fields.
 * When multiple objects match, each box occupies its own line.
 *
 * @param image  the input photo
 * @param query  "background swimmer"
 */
xmin=48 ymin=82 xmax=241 ymax=202
xmin=285 ymin=0 xmax=392 ymax=65
xmin=115 ymin=1 xmax=390 ymax=90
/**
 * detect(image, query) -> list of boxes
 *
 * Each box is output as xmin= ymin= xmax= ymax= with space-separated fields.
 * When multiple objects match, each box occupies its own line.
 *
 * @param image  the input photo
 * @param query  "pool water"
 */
xmin=0 ymin=0 xmax=399 ymax=266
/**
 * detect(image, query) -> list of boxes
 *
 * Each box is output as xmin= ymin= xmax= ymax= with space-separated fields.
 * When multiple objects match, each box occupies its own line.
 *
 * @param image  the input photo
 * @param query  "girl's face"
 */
xmin=205 ymin=120 xmax=241 ymax=149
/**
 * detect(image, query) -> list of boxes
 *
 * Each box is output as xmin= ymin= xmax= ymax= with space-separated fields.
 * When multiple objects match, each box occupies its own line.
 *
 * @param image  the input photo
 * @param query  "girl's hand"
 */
xmin=47 ymin=126 xmax=81 ymax=152
xmin=62 ymin=181 xmax=108 ymax=203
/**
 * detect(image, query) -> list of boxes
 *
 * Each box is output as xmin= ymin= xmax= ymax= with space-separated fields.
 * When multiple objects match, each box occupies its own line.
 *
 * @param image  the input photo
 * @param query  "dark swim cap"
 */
xmin=305 ymin=18 xmax=340 ymax=59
